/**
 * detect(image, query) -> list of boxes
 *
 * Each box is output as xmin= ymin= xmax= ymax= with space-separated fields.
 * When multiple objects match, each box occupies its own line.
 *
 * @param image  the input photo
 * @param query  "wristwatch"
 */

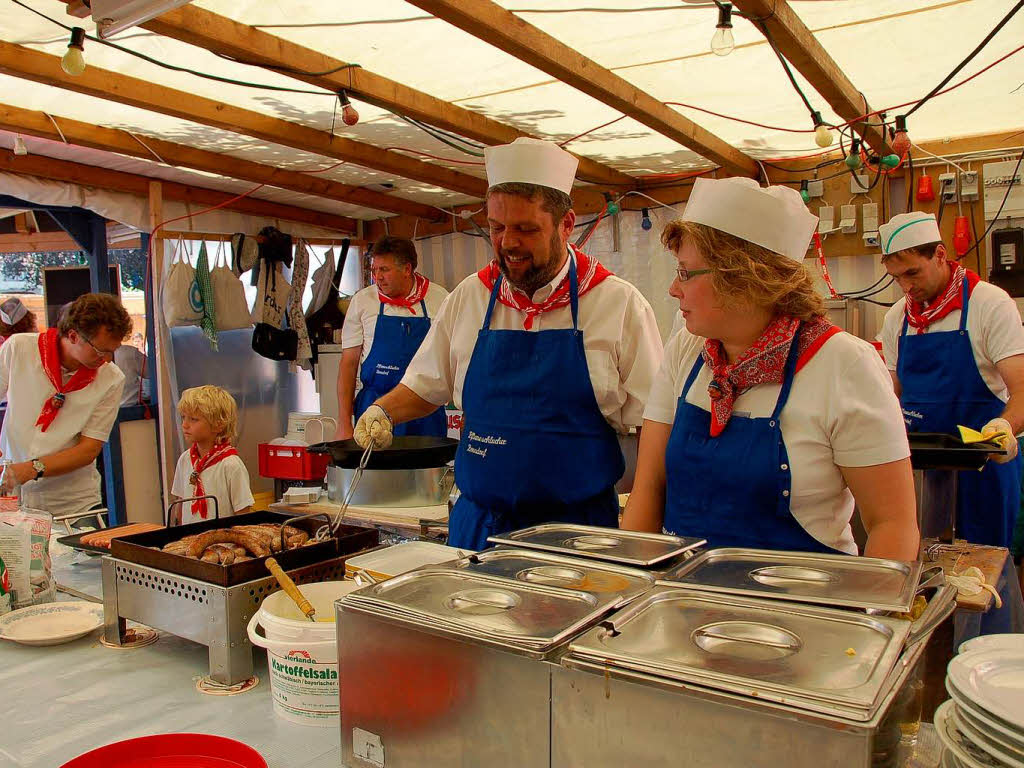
xmin=31 ymin=459 xmax=45 ymax=480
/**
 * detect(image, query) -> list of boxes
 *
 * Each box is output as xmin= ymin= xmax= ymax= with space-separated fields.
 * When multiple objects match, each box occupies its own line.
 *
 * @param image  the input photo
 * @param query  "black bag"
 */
xmin=305 ymin=238 xmax=351 ymax=368
xmin=252 ymin=322 xmax=298 ymax=361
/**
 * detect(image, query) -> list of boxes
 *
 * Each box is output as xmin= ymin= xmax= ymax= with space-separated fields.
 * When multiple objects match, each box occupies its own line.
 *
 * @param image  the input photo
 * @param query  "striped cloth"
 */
xmin=195 ymin=241 xmax=218 ymax=350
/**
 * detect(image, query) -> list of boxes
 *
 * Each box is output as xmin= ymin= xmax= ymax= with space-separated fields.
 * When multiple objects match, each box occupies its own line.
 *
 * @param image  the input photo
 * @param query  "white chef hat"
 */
xmin=879 ymin=212 xmax=942 ymax=256
xmin=485 ymin=137 xmax=579 ymax=196
xmin=0 ymin=297 xmax=28 ymax=326
xmin=681 ymin=177 xmax=818 ymax=262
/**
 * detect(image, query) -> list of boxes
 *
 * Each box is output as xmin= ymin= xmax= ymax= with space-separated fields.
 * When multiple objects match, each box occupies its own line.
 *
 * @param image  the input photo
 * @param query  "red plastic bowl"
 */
xmin=60 ymin=734 xmax=268 ymax=768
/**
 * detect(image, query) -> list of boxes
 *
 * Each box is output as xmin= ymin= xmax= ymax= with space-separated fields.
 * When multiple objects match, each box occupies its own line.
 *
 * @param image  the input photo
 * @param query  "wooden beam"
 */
xmin=0 ymin=150 xmax=357 ymax=232
xmin=13 ymin=212 xmax=29 ymax=233
xmin=148 ymin=180 xmax=175 ymax=508
xmin=133 ymin=4 xmax=636 ymax=189
xmin=404 ymin=0 xmax=758 ymax=177
xmin=0 ymin=41 xmax=487 ymax=198
xmin=731 ymin=0 xmax=889 ymax=155
xmin=0 ymin=103 xmax=440 ymax=220
xmin=0 ymin=228 xmax=141 ymax=253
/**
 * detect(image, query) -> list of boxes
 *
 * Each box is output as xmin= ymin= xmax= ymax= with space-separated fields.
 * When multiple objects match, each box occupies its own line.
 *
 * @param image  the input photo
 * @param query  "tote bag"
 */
xmin=211 ymin=241 xmax=252 ymax=331
xmin=162 ymin=239 xmax=201 ymax=327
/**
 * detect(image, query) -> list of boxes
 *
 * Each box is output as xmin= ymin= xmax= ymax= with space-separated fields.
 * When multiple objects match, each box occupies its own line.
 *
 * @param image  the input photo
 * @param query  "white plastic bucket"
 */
xmin=247 ymin=580 xmax=359 ymax=726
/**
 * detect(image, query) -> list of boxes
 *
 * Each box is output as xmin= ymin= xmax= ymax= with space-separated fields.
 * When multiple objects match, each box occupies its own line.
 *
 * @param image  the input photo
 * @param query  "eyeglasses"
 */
xmin=675 ymin=266 xmax=712 ymax=283
xmin=79 ymin=332 xmax=118 ymax=358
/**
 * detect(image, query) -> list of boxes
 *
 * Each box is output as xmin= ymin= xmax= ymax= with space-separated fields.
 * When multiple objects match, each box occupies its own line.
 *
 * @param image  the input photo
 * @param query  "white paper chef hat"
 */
xmin=0 ymin=297 xmax=28 ymax=326
xmin=485 ymin=137 xmax=579 ymax=196
xmin=879 ymin=212 xmax=942 ymax=256
xmin=681 ymin=177 xmax=818 ymax=262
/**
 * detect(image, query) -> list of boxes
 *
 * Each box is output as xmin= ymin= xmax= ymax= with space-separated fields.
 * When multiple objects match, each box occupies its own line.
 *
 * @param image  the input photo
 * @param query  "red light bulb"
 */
xmin=339 ymin=91 xmax=359 ymax=126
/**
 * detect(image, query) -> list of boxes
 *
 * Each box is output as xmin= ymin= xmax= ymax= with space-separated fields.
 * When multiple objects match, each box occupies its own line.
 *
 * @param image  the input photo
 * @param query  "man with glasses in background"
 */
xmin=0 ymin=292 xmax=132 ymax=518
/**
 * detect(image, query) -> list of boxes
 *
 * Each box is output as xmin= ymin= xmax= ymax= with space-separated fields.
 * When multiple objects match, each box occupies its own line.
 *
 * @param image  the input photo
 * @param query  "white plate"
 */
xmin=956 ymin=704 xmax=1024 ymax=767
xmin=935 ymin=700 xmax=1008 ymax=768
xmin=949 ymin=679 xmax=1024 ymax=752
xmin=949 ymin=648 xmax=1024 ymax=730
xmin=960 ymin=636 xmax=1024 ymax=656
xmin=0 ymin=602 xmax=104 ymax=646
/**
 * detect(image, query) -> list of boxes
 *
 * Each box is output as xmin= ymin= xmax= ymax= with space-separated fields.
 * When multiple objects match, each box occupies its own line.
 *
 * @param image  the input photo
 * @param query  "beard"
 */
xmin=498 ymin=230 xmax=566 ymax=296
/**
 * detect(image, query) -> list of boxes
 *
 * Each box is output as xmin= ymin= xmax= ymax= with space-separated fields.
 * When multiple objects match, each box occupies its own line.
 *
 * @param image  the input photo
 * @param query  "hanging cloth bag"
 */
xmin=194 ymin=241 xmax=219 ymax=351
xmin=162 ymin=239 xmax=201 ymax=327
xmin=211 ymin=241 xmax=252 ymax=331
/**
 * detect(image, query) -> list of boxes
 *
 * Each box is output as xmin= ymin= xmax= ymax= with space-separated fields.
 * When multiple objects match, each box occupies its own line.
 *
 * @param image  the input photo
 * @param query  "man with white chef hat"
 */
xmin=879 ymin=211 xmax=1024 ymax=549
xmin=353 ymin=137 xmax=664 ymax=550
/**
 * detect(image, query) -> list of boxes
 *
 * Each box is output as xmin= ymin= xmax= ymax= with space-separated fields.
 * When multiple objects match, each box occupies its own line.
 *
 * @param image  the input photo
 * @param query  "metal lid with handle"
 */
xmin=486 ymin=523 xmax=705 ymax=566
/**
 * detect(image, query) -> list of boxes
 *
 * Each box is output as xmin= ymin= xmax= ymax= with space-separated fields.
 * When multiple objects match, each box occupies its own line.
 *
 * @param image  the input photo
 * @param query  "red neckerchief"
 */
xmin=905 ymin=264 xmax=980 ymax=335
xmin=35 ymin=328 xmax=99 ymax=432
xmin=377 ymin=273 xmax=430 ymax=315
xmin=188 ymin=441 xmax=240 ymax=519
xmin=476 ymin=244 xmax=613 ymax=329
xmin=702 ymin=315 xmax=841 ymax=437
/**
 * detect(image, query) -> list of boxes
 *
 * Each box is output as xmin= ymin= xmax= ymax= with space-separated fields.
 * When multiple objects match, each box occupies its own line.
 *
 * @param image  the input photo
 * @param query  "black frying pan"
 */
xmin=307 ymin=436 xmax=458 ymax=469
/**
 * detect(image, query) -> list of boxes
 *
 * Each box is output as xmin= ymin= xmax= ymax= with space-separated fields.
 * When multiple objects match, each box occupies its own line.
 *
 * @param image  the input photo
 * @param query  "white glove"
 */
xmin=981 ymin=417 xmax=1017 ymax=464
xmin=353 ymin=404 xmax=394 ymax=449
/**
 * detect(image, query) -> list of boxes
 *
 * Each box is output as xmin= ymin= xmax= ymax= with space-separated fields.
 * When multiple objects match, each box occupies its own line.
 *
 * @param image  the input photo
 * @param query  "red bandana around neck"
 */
xmin=35 ymin=328 xmax=99 ymax=432
xmin=188 ymin=441 xmax=240 ymax=519
xmin=701 ymin=315 xmax=841 ymax=437
xmin=377 ymin=273 xmax=430 ymax=315
xmin=476 ymin=244 xmax=613 ymax=329
xmin=905 ymin=263 xmax=980 ymax=335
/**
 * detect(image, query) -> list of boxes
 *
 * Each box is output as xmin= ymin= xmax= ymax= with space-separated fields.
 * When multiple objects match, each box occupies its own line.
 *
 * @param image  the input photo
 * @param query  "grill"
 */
xmin=101 ymin=510 xmax=378 ymax=684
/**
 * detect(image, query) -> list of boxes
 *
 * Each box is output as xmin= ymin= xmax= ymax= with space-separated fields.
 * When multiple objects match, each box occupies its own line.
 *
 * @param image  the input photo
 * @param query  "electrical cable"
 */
xmin=756 ymin=21 xmax=816 ymax=117
xmin=956 ymin=145 xmax=1024 ymax=265
xmin=968 ymin=200 xmax=983 ymax=275
xmin=211 ymin=50 xmax=361 ymax=78
xmin=905 ymin=0 xmax=1024 ymax=117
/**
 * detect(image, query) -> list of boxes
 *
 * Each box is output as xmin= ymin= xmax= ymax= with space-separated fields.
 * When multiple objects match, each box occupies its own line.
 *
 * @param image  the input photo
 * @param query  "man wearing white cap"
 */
xmin=623 ymin=178 xmax=919 ymax=560
xmin=0 ymin=297 xmax=37 ymax=346
xmin=353 ymin=137 xmax=663 ymax=550
xmin=879 ymin=212 xmax=1024 ymax=548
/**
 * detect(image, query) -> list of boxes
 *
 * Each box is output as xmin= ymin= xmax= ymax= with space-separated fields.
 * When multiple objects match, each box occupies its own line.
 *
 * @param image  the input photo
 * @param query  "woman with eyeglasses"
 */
xmin=622 ymin=178 xmax=920 ymax=560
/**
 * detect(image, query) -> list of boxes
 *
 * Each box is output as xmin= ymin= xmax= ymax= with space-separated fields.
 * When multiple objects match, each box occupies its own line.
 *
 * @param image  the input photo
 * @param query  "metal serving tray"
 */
xmin=487 ymin=523 xmax=705 ymax=567
xmin=658 ymin=548 xmax=922 ymax=613
xmin=443 ymin=548 xmax=655 ymax=607
xmin=109 ymin=510 xmax=378 ymax=586
xmin=568 ymin=587 xmax=911 ymax=715
xmin=908 ymin=432 xmax=1004 ymax=470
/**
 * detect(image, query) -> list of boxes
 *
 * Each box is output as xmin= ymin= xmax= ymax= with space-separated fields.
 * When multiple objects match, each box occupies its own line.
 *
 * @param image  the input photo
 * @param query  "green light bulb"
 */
xmin=880 ymin=154 xmax=900 ymax=169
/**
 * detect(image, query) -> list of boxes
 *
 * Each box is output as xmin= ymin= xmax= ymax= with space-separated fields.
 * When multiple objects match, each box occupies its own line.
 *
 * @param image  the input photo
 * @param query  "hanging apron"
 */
xmin=353 ymin=300 xmax=448 ymax=438
xmin=663 ymin=324 xmax=846 ymax=554
xmin=897 ymin=280 xmax=1021 ymax=548
xmin=448 ymin=259 xmax=625 ymax=551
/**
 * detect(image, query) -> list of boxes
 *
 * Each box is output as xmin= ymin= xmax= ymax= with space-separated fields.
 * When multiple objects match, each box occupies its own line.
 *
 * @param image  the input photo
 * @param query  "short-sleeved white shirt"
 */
xmin=880 ymin=281 xmax=1024 ymax=401
xmin=171 ymin=450 xmax=255 ymax=525
xmin=644 ymin=327 xmax=910 ymax=554
xmin=0 ymin=333 xmax=125 ymax=517
xmin=401 ymin=253 xmax=665 ymax=433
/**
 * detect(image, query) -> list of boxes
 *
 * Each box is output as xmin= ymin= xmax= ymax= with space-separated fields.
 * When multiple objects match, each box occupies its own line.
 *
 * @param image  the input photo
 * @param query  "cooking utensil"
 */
xmin=908 ymin=432 xmax=1004 ymax=470
xmin=307 ymin=435 xmax=458 ymax=469
xmin=265 ymin=557 xmax=315 ymax=622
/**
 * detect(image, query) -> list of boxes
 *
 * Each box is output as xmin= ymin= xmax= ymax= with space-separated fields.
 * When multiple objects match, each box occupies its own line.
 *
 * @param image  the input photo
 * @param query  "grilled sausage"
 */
xmin=185 ymin=530 xmax=270 ymax=559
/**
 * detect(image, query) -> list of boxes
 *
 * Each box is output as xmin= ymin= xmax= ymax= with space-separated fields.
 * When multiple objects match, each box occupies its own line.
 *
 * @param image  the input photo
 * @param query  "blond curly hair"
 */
xmin=178 ymin=385 xmax=239 ymax=443
xmin=661 ymin=220 xmax=825 ymax=321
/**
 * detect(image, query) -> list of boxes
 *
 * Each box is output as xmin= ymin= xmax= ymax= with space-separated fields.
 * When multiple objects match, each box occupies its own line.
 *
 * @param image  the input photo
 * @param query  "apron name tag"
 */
xmin=374 ymin=363 xmax=401 ymax=376
xmin=467 ymin=430 xmax=508 ymax=447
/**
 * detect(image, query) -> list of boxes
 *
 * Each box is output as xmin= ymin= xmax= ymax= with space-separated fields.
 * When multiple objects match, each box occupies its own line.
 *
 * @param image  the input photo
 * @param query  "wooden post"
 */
xmin=148 ymin=181 xmax=175 ymax=511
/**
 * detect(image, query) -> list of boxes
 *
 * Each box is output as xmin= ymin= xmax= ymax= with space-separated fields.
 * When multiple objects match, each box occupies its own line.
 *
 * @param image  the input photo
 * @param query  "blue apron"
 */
xmin=897 ymin=279 xmax=1021 ymax=548
xmin=448 ymin=259 xmax=625 ymax=551
xmin=663 ymin=323 xmax=846 ymax=554
xmin=353 ymin=299 xmax=448 ymax=438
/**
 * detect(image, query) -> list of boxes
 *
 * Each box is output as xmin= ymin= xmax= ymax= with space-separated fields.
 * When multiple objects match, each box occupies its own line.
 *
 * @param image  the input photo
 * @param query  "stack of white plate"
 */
xmin=937 ymin=635 xmax=1024 ymax=768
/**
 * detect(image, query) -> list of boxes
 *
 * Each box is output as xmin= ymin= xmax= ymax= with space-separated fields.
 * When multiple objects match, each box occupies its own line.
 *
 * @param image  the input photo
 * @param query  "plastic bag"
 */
xmin=162 ymin=239 xmax=202 ymax=327
xmin=0 ymin=504 xmax=54 ymax=608
xmin=0 ymin=521 xmax=29 ymax=610
xmin=0 ymin=554 xmax=10 ymax=615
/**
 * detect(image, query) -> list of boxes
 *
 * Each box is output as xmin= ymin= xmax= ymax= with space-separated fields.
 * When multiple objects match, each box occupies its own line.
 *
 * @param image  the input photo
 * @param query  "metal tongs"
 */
xmin=321 ymin=441 xmax=374 ymax=539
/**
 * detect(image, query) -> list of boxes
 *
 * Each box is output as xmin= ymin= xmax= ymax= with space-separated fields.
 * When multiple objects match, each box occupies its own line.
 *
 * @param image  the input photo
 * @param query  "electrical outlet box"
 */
xmin=862 ymin=203 xmax=879 ymax=233
xmin=863 ymin=231 xmax=880 ymax=248
xmin=840 ymin=205 xmax=857 ymax=234
xmin=939 ymin=172 xmax=958 ymax=203
xmin=851 ymin=174 xmax=871 ymax=194
xmin=960 ymin=171 xmax=979 ymax=201
xmin=818 ymin=205 xmax=835 ymax=233
xmin=806 ymin=180 xmax=825 ymax=199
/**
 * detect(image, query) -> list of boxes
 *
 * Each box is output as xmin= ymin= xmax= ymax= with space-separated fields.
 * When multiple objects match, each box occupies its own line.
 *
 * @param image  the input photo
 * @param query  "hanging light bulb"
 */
xmin=880 ymin=154 xmax=901 ymax=169
xmin=338 ymin=91 xmax=359 ymax=126
xmin=800 ymin=180 xmax=810 ymax=204
xmin=891 ymin=115 xmax=911 ymax=157
xmin=605 ymin=200 xmax=620 ymax=216
xmin=13 ymin=135 xmax=28 ymax=156
xmin=61 ymin=27 xmax=86 ymax=76
xmin=710 ymin=3 xmax=735 ymax=57
xmin=640 ymin=208 xmax=653 ymax=231
xmin=810 ymin=110 xmax=833 ymax=148
xmin=845 ymin=139 xmax=863 ymax=171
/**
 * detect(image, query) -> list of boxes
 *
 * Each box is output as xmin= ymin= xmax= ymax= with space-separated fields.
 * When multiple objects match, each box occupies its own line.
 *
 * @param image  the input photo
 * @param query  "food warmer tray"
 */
xmin=487 ymin=523 xmax=705 ymax=567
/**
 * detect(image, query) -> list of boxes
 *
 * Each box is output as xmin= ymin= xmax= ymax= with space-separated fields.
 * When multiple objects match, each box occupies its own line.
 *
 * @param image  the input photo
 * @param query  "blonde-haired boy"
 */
xmin=170 ymin=385 xmax=254 ymax=525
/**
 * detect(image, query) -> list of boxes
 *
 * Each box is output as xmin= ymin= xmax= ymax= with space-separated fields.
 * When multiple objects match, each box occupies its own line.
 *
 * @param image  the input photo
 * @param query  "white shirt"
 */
xmin=644 ymin=327 xmax=910 ymax=554
xmin=0 ymin=333 xmax=124 ymax=517
xmin=341 ymin=280 xmax=450 ymax=393
xmin=171 ymin=450 xmax=255 ymax=525
xmin=880 ymin=281 xmax=1024 ymax=401
xmin=113 ymin=345 xmax=149 ymax=407
xmin=402 ymin=253 xmax=664 ymax=433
